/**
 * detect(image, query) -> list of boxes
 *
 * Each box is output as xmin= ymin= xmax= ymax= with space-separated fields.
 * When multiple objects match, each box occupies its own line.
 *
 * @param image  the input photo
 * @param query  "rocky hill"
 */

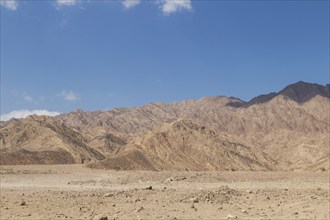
xmin=90 ymin=120 xmax=274 ymax=171
xmin=0 ymin=115 xmax=106 ymax=164
xmin=1 ymin=81 xmax=329 ymax=171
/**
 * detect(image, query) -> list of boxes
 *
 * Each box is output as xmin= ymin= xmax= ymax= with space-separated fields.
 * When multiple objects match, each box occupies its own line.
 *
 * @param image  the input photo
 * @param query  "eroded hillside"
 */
xmin=1 ymin=81 xmax=329 ymax=171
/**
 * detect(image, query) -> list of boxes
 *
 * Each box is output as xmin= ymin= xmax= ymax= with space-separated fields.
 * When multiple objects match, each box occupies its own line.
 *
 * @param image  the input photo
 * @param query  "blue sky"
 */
xmin=0 ymin=0 xmax=329 ymax=120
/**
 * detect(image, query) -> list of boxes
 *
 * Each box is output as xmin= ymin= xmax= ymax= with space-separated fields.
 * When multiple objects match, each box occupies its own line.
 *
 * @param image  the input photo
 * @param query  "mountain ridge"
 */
xmin=242 ymin=81 xmax=329 ymax=107
xmin=1 ymin=81 xmax=329 ymax=171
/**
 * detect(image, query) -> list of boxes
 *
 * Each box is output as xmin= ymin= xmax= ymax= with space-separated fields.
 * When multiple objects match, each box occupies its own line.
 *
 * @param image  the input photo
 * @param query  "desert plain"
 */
xmin=0 ymin=164 xmax=329 ymax=220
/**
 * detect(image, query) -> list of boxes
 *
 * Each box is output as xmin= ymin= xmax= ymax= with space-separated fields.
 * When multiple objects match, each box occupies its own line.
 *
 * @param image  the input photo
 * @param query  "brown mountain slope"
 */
xmin=90 ymin=120 xmax=274 ymax=171
xmin=55 ymin=96 xmax=240 ymax=135
xmin=223 ymin=95 xmax=329 ymax=171
xmin=55 ymin=82 xmax=329 ymax=138
xmin=0 ymin=149 xmax=74 ymax=165
xmin=1 ymin=81 xmax=328 ymax=171
xmin=87 ymin=133 xmax=127 ymax=156
xmin=58 ymin=81 xmax=329 ymax=171
xmin=0 ymin=115 xmax=106 ymax=164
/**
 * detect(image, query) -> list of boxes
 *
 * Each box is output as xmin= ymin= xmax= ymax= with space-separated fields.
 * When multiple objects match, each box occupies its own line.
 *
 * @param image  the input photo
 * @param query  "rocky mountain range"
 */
xmin=1 ymin=81 xmax=329 ymax=171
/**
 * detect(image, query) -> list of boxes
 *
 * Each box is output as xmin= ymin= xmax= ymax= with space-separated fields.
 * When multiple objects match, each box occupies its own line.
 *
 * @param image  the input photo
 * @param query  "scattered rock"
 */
xmin=227 ymin=214 xmax=237 ymax=219
xmin=186 ymin=186 xmax=239 ymax=204
xmin=175 ymin=177 xmax=187 ymax=181
xmin=241 ymin=209 xmax=247 ymax=213
xmin=190 ymin=204 xmax=195 ymax=209
xmin=145 ymin=186 xmax=153 ymax=190
xmin=190 ymin=197 xmax=199 ymax=203
xmin=104 ymin=193 xmax=113 ymax=197
xmin=293 ymin=212 xmax=299 ymax=215
xmin=245 ymin=190 xmax=252 ymax=194
xmin=135 ymin=206 xmax=144 ymax=213
xmin=20 ymin=201 xmax=26 ymax=206
xmin=93 ymin=214 xmax=108 ymax=220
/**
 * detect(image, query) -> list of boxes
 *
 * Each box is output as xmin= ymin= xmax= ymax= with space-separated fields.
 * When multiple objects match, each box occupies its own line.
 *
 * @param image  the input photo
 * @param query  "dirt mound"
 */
xmin=183 ymin=186 xmax=240 ymax=204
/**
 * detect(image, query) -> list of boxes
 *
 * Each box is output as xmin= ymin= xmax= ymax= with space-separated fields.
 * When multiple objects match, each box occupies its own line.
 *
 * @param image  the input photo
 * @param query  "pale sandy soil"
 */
xmin=0 ymin=165 xmax=329 ymax=220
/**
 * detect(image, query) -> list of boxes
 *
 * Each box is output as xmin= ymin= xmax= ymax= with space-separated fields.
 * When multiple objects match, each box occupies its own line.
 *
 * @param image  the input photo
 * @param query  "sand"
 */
xmin=0 ymin=165 xmax=329 ymax=219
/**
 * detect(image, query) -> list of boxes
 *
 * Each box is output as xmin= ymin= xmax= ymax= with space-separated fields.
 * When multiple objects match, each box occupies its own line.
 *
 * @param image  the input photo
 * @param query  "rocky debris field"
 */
xmin=0 ymin=165 xmax=329 ymax=219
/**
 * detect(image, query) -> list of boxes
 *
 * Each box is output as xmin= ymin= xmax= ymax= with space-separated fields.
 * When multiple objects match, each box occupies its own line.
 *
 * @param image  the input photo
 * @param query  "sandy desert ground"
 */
xmin=0 ymin=165 xmax=329 ymax=220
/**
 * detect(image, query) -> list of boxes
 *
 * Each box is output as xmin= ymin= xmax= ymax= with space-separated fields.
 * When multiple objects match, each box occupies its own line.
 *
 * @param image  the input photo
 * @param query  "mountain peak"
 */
xmin=279 ymin=81 xmax=329 ymax=103
xmin=74 ymin=109 xmax=85 ymax=114
xmin=243 ymin=81 xmax=329 ymax=107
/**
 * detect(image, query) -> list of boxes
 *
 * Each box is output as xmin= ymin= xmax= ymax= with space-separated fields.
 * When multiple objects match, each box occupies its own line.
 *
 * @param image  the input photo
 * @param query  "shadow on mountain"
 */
xmin=0 ymin=149 xmax=75 ymax=165
xmin=226 ymin=81 xmax=330 ymax=108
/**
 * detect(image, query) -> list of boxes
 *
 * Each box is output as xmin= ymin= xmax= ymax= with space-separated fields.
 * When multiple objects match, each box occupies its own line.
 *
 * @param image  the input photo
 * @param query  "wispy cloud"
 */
xmin=23 ymin=95 xmax=33 ymax=102
xmin=122 ymin=0 xmax=141 ymax=9
xmin=1 ymin=0 xmax=192 ymax=15
xmin=122 ymin=0 xmax=192 ymax=14
xmin=57 ymin=90 xmax=78 ymax=101
xmin=0 ymin=0 xmax=18 ymax=10
xmin=159 ymin=0 xmax=192 ymax=15
xmin=0 ymin=109 xmax=61 ymax=121
xmin=11 ymin=90 xmax=35 ymax=102
xmin=56 ymin=0 xmax=77 ymax=7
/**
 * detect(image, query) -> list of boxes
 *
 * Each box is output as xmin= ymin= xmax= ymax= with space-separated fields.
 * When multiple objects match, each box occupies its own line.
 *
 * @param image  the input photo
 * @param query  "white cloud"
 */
xmin=0 ymin=109 xmax=61 ymax=121
xmin=57 ymin=90 xmax=78 ymax=101
xmin=159 ymin=0 xmax=192 ymax=14
xmin=0 ymin=0 xmax=18 ymax=10
xmin=0 ymin=0 xmax=192 ymax=15
xmin=56 ymin=0 xmax=77 ymax=7
xmin=122 ymin=0 xmax=141 ymax=9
